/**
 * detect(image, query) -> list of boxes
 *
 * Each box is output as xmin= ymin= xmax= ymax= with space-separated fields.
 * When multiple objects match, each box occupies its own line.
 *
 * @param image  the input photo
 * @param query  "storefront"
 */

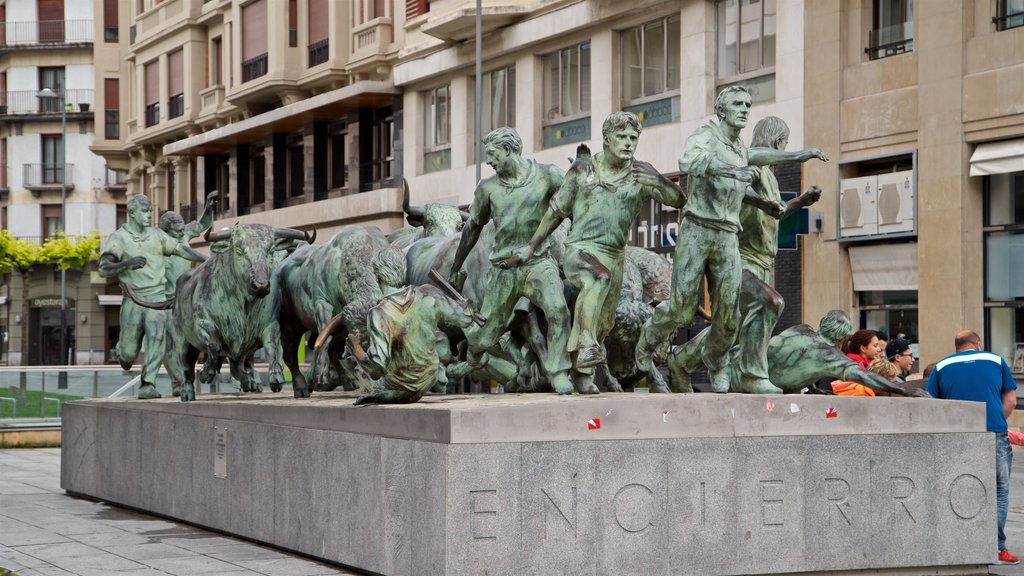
xmin=973 ymin=140 xmax=1024 ymax=379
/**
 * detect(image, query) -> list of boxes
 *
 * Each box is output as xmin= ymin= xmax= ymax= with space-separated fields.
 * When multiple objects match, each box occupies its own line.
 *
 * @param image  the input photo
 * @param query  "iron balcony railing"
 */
xmin=23 ymin=163 xmax=73 ymax=187
xmin=308 ymin=38 xmax=329 ymax=67
xmin=1 ymin=89 xmax=94 ymax=115
xmin=865 ymin=21 xmax=913 ymax=60
xmin=993 ymin=9 xmax=1024 ymax=31
xmin=0 ymin=20 xmax=93 ymax=46
xmin=144 ymin=103 xmax=159 ymax=127
xmin=104 ymin=167 xmax=127 ymax=194
xmin=168 ymin=93 xmax=184 ymax=119
xmin=241 ymin=53 xmax=268 ymax=82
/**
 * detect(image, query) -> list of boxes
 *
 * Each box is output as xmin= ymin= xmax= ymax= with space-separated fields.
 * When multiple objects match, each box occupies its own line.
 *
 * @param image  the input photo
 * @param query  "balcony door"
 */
xmin=38 ymin=0 xmax=64 ymax=43
xmin=39 ymin=67 xmax=64 ymax=113
xmin=41 ymin=134 xmax=64 ymax=184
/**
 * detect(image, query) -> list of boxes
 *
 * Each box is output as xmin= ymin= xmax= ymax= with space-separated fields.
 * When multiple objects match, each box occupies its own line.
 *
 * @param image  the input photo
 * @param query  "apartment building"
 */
xmin=0 ymin=0 xmax=119 ymax=366
xmin=396 ymin=0 xmax=812 ymax=333
xmin=802 ymin=0 xmax=1024 ymax=374
xmin=94 ymin=0 xmax=409 ymax=245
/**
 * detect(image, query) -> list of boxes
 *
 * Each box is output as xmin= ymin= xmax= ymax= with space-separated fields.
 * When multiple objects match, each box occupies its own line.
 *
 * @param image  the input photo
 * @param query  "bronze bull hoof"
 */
xmin=179 ymin=385 xmax=195 ymax=402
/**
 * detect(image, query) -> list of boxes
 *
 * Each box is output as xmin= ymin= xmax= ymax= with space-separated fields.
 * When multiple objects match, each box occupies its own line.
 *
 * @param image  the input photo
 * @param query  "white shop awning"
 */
xmin=97 ymin=294 xmax=123 ymax=306
xmin=849 ymin=243 xmax=918 ymax=292
xmin=970 ymin=139 xmax=1024 ymax=177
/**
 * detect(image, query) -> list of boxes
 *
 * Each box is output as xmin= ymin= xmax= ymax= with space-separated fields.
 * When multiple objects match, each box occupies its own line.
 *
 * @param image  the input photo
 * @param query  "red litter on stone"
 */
xmin=825 ymin=407 xmax=838 ymax=419
xmin=587 ymin=418 xmax=601 ymax=430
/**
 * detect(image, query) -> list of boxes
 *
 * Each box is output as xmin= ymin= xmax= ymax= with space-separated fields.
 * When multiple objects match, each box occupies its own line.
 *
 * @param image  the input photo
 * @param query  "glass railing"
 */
xmin=0 ymin=364 xmax=310 ymax=425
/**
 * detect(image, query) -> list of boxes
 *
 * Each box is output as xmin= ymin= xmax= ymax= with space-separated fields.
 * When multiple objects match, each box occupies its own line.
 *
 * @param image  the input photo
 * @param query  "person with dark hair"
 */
xmin=841 ymin=329 xmax=881 ymax=370
xmin=885 ymin=338 xmax=915 ymax=379
xmin=926 ymin=329 xmax=1019 ymax=565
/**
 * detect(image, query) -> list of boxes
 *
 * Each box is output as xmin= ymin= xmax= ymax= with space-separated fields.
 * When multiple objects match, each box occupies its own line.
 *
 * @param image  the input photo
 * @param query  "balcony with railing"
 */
xmin=0 ymin=20 xmax=93 ymax=49
xmin=866 ymin=21 xmax=913 ymax=60
xmin=241 ymin=53 xmax=268 ymax=83
xmin=168 ymin=94 xmax=184 ymax=119
xmin=308 ymin=38 xmax=329 ymax=67
xmin=22 ymin=163 xmax=75 ymax=196
xmin=0 ymin=89 xmax=94 ymax=116
xmin=351 ymin=18 xmax=392 ymax=66
xmin=104 ymin=167 xmax=127 ymax=196
xmin=144 ymin=103 xmax=160 ymax=127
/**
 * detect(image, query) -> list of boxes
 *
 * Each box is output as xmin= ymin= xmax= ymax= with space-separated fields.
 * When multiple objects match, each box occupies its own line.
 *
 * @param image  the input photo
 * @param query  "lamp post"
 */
xmin=36 ymin=87 xmax=69 ymax=379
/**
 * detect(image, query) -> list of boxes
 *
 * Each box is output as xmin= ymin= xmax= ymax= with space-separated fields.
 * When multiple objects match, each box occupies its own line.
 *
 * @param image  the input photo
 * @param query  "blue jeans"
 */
xmin=997 ymin=432 xmax=1013 ymax=552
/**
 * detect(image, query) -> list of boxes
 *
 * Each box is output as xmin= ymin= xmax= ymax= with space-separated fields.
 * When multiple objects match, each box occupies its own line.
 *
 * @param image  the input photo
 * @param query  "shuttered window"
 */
xmin=308 ymin=0 xmax=328 ymax=43
xmin=38 ymin=0 xmax=64 ymax=43
xmin=406 ymin=0 xmax=429 ymax=20
xmin=307 ymin=0 xmax=328 ymax=67
xmin=103 ymin=0 xmax=118 ymax=42
xmin=104 ymin=78 xmax=119 ymax=139
xmin=288 ymin=0 xmax=297 ymax=47
xmin=242 ymin=0 xmax=269 ymax=81
xmin=168 ymin=49 xmax=184 ymax=119
xmin=144 ymin=62 xmax=159 ymax=105
xmin=144 ymin=61 xmax=159 ymax=127
xmin=167 ymin=50 xmax=183 ymax=96
xmin=242 ymin=0 xmax=268 ymax=61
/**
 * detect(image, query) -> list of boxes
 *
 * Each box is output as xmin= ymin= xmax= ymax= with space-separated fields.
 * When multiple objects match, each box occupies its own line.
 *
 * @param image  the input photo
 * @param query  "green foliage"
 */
xmin=0 ymin=230 xmax=102 ymax=274
xmin=0 ymin=230 xmax=39 ymax=274
xmin=38 ymin=232 xmax=103 ymax=270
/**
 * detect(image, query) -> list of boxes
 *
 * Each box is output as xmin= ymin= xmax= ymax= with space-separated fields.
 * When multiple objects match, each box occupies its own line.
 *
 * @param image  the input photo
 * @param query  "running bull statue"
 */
xmin=127 ymin=223 xmax=312 ymax=401
xmin=276 ymin=226 xmax=392 ymax=397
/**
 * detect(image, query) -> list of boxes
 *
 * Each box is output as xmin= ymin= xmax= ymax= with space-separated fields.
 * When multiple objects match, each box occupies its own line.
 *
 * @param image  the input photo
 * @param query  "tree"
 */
xmin=0 ymin=231 xmax=102 ymax=400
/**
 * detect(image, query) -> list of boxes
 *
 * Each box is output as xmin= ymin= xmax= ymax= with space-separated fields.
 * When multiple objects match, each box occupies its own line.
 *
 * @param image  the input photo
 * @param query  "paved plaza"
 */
xmin=2 ymin=446 xmax=1024 ymax=575
xmin=0 ymin=449 xmax=359 ymax=576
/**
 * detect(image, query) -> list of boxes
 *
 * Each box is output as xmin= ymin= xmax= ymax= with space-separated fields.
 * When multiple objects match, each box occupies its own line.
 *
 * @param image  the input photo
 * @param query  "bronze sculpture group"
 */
xmin=102 ymin=85 xmax=925 ymax=403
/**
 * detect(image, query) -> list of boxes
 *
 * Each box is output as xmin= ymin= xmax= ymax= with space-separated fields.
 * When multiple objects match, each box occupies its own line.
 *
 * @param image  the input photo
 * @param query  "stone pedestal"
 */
xmin=61 ymin=393 xmax=994 ymax=575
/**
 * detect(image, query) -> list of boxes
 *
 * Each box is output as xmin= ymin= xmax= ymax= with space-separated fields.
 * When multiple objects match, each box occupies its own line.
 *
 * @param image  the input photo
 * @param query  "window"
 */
xmin=308 ymin=0 xmax=329 ymax=67
xmin=541 ymin=43 xmax=591 ymax=148
xmin=329 ymin=123 xmax=347 ymax=190
xmin=481 ymin=66 xmax=515 ymax=135
xmin=288 ymin=0 xmax=297 ymax=47
xmin=42 ymin=205 xmax=61 ymax=239
xmin=623 ymin=15 xmax=680 ymax=102
xmin=406 ymin=0 xmax=429 ymax=20
xmin=211 ymin=37 xmax=223 ymax=86
xmin=104 ymin=78 xmax=119 ymax=139
xmin=41 ymin=134 xmax=64 ymax=184
xmin=716 ymin=0 xmax=775 ymax=102
xmin=242 ymin=0 xmax=269 ymax=82
xmin=985 ymin=170 xmax=1024 ymax=379
xmin=144 ymin=61 xmax=159 ymax=127
xmin=38 ymin=0 xmax=65 ymax=44
xmin=423 ymin=85 xmax=450 ymax=173
xmin=995 ymin=0 xmax=1024 ymax=31
xmin=372 ymin=111 xmax=394 ymax=184
xmin=168 ymin=49 xmax=184 ymax=119
xmin=39 ymin=67 xmax=65 ymax=113
xmin=866 ymin=0 xmax=913 ymax=60
xmin=288 ymin=133 xmax=304 ymax=199
xmin=622 ymin=15 xmax=680 ymax=127
xmin=103 ymin=0 xmax=118 ymax=42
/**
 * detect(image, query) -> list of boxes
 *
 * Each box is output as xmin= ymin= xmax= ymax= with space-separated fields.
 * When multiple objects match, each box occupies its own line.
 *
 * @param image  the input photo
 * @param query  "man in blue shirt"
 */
xmin=927 ymin=330 xmax=1019 ymax=565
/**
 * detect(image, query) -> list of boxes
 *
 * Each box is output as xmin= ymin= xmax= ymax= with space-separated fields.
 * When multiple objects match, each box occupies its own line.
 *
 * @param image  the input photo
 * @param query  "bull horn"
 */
xmin=122 ymin=283 xmax=176 ymax=310
xmin=314 ymin=312 xmax=346 ymax=351
xmin=271 ymin=227 xmax=308 ymax=242
xmin=402 ymin=179 xmax=425 ymax=222
xmin=204 ymin=226 xmax=232 ymax=243
xmin=305 ymin=228 xmax=316 ymax=245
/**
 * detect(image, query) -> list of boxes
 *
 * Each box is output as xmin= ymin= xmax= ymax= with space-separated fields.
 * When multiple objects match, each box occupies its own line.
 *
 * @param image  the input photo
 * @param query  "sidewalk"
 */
xmin=4 ymin=447 xmax=1024 ymax=576
xmin=0 ymin=449 xmax=360 ymax=576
